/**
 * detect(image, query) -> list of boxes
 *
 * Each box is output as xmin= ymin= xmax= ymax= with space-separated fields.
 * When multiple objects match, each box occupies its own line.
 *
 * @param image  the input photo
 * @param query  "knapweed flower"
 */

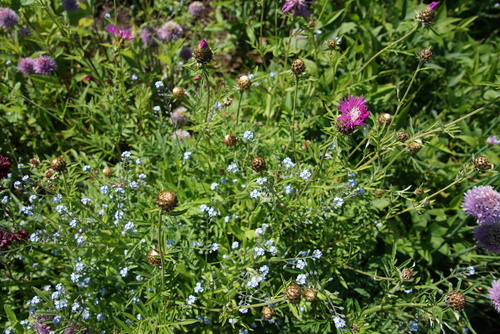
xmin=193 ymin=40 xmax=213 ymax=65
xmin=0 ymin=155 xmax=11 ymax=179
xmin=17 ymin=58 xmax=35 ymax=74
xmin=179 ymin=47 xmax=193 ymax=61
xmin=0 ymin=8 xmax=19 ymax=29
xmin=156 ymin=21 xmax=183 ymax=42
xmin=474 ymin=223 xmax=500 ymax=253
xmin=62 ymin=0 xmax=80 ymax=12
xmin=282 ymin=0 xmax=314 ymax=18
xmin=105 ymin=25 xmax=134 ymax=40
xmin=487 ymin=136 xmax=500 ymax=146
xmin=336 ymin=94 xmax=370 ymax=133
xmin=140 ymin=26 xmax=156 ymax=46
xmin=462 ymin=186 xmax=500 ymax=224
xmin=171 ymin=107 xmax=189 ymax=127
xmin=34 ymin=56 xmax=57 ymax=75
xmin=188 ymin=1 xmax=204 ymax=17
xmin=417 ymin=1 xmax=438 ymax=26
xmin=172 ymin=130 xmax=191 ymax=140
xmin=488 ymin=280 xmax=500 ymax=312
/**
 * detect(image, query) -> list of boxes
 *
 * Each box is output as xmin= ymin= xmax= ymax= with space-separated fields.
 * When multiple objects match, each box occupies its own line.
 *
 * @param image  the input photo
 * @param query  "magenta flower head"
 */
xmin=34 ymin=56 xmax=57 ymax=75
xmin=17 ymin=58 xmax=36 ymax=75
xmin=462 ymin=186 xmax=500 ymax=224
xmin=282 ymin=0 xmax=314 ymax=18
xmin=0 ymin=155 xmax=11 ymax=179
xmin=0 ymin=7 xmax=19 ymax=29
xmin=488 ymin=280 xmax=500 ymax=313
xmin=105 ymin=25 xmax=135 ymax=40
xmin=429 ymin=2 xmax=439 ymax=11
xmin=336 ymin=94 xmax=370 ymax=131
xmin=156 ymin=21 xmax=183 ymax=42
xmin=475 ymin=223 xmax=500 ymax=253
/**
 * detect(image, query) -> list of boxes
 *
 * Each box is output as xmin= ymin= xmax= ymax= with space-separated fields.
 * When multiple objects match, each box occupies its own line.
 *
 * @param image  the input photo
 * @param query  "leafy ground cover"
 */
xmin=1 ymin=0 xmax=499 ymax=333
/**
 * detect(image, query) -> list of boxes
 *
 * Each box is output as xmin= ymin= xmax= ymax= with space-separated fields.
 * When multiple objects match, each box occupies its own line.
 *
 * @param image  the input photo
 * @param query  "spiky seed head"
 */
xmin=351 ymin=324 xmax=360 ymax=333
xmin=327 ymin=38 xmax=338 ymax=50
xmin=50 ymin=156 xmax=67 ymax=172
xmin=44 ymin=168 xmax=55 ymax=180
xmin=147 ymin=248 xmax=162 ymax=266
xmin=30 ymin=158 xmax=40 ymax=167
xmin=397 ymin=131 xmax=409 ymax=142
xmin=237 ymin=75 xmax=252 ymax=90
xmin=291 ymin=59 xmax=306 ymax=76
xmin=474 ymin=156 xmax=490 ymax=170
xmin=261 ymin=306 xmax=275 ymax=320
xmin=406 ymin=142 xmax=422 ymax=154
xmin=224 ymin=134 xmax=238 ymax=147
xmin=193 ymin=40 xmax=213 ymax=65
xmin=374 ymin=190 xmax=383 ymax=197
xmin=103 ymin=168 xmax=113 ymax=177
xmin=285 ymin=283 xmax=302 ymax=302
xmin=251 ymin=157 xmax=266 ymax=172
xmin=172 ymin=86 xmax=185 ymax=99
xmin=417 ymin=7 xmax=436 ymax=26
xmin=223 ymin=96 xmax=233 ymax=106
xmin=303 ymin=288 xmax=317 ymax=302
xmin=446 ymin=291 xmax=466 ymax=311
xmin=401 ymin=268 xmax=414 ymax=280
xmin=156 ymin=190 xmax=178 ymax=212
xmin=308 ymin=20 xmax=316 ymax=28
xmin=419 ymin=48 xmax=433 ymax=62
xmin=377 ymin=113 xmax=392 ymax=126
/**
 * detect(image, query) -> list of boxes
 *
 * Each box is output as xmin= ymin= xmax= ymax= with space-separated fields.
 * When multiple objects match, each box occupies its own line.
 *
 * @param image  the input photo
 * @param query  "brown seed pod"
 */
xmin=327 ymin=38 xmax=338 ymax=50
xmin=445 ymin=291 xmax=466 ymax=311
xmin=417 ymin=7 xmax=436 ymax=26
xmin=415 ymin=188 xmax=425 ymax=196
xmin=377 ymin=113 xmax=392 ymax=126
xmin=237 ymin=75 xmax=252 ymax=90
xmin=251 ymin=157 xmax=266 ymax=173
xmin=261 ymin=306 xmax=275 ymax=320
xmin=419 ymin=48 xmax=433 ymax=62
xmin=102 ymin=168 xmax=113 ymax=177
xmin=224 ymin=134 xmax=238 ymax=147
xmin=44 ymin=168 xmax=55 ymax=180
xmin=397 ymin=131 xmax=409 ymax=142
xmin=406 ymin=142 xmax=422 ymax=154
xmin=285 ymin=283 xmax=302 ymax=302
xmin=30 ymin=158 xmax=40 ymax=167
xmin=474 ymin=156 xmax=490 ymax=170
xmin=156 ymin=190 xmax=178 ymax=212
xmin=291 ymin=59 xmax=306 ymax=76
xmin=303 ymin=288 xmax=317 ymax=302
xmin=172 ymin=86 xmax=185 ymax=99
xmin=351 ymin=324 xmax=360 ymax=333
xmin=401 ymin=268 xmax=414 ymax=280
xmin=147 ymin=248 xmax=162 ymax=266
xmin=222 ymin=96 xmax=233 ymax=106
xmin=50 ymin=156 xmax=67 ymax=172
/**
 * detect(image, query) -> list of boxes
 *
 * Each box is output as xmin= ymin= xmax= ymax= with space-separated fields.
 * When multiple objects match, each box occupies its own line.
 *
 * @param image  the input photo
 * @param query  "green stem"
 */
xmin=358 ymin=302 xmax=430 ymax=317
xmin=289 ymin=76 xmax=299 ymax=161
xmin=202 ymin=68 xmax=211 ymax=123
xmin=158 ymin=210 xmax=165 ymax=291
xmin=236 ymin=90 xmax=243 ymax=126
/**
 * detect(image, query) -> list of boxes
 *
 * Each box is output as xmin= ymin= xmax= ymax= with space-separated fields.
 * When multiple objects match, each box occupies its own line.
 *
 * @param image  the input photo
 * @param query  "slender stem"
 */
xmin=202 ymin=68 xmax=211 ymax=123
xmin=236 ymin=90 xmax=243 ymax=125
xmin=358 ymin=302 xmax=430 ymax=317
xmin=289 ymin=76 xmax=299 ymax=161
xmin=393 ymin=62 xmax=422 ymax=120
xmin=158 ymin=210 xmax=165 ymax=291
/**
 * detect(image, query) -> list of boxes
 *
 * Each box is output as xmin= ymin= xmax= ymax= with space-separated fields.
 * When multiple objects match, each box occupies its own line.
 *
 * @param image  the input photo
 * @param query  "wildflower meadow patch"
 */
xmin=0 ymin=0 xmax=499 ymax=333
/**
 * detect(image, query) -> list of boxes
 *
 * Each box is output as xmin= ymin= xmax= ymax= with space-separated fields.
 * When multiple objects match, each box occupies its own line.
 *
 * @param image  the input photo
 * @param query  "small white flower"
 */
xmin=186 ymin=295 xmax=197 ymax=305
xmin=184 ymin=151 xmax=192 ymax=160
xmin=194 ymin=282 xmax=204 ymax=293
xmin=270 ymin=72 xmax=276 ymax=78
xmin=256 ymin=177 xmax=267 ymax=185
xmin=155 ymin=81 xmax=164 ymax=89
xmin=120 ymin=267 xmax=128 ymax=277
xmin=282 ymin=157 xmax=295 ymax=168
xmin=250 ymin=189 xmax=261 ymax=199
xmin=210 ymin=182 xmax=219 ymax=190
xmin=312 ymin=249 xmax=322 ymax=259
xmin=121 ymin=151 xmax=131 ymax=160
xmin=333 ymin=197 xmax=344 ymax=208
xmin=297 ymin=274 xmax=307 ymax=285
xmin=231 ymin=241 xmax=239 ymax=249
xmin=243 ymin=131 xmax=254 ymax=140
xmin=227 ymin=163 xmax=238 ymax=173
xmin=83 ymin=165 xmax=91 ymax=171
xmin=300 ymin=169 xmax=311 ymax=180
xmin=285 ymin=184 xmax=294 ymax=194
xmin=333 ymin=316 xmax=345 ymax=329
xmin=153 ymin=105 xmax=161 ymax=112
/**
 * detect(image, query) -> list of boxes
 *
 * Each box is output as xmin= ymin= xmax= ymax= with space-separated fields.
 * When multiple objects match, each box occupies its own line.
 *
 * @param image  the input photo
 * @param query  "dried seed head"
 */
xmin=223 ymin=96 xmax=233 ymax=106
xmin=237 ymin=75 xmax=252 ymax=90
xmin=474 ymin=156 xmax=490 ymax=170
xmin=351 ymin=324 xmax=360 ymax=333
xmin=303 ymin=288 xmax=317 ymax=302
xmin=397 ymin=131 xmax=409 ymax=142
xmin=251 ymin=157 xmax=266 ymax=173
xmin=50 ymin=156 xmax=67 ymax=172
xmin=307 ymin=20 xmax=316 ymax=28
xmin=103 ymin=168 xmax=113 ymax=177
xmin=224 ymin=134 xmax=238 ymax=147
xmin=419 ymin=48 xmax=433 ymax=62
xmin=374 ymin=189 xmax=383 ymax=197
xmin=401 ymin=268 xmax=414 ymax=280
xmin=406 ymin=142 xmax=422 ymax=154
xmin=417 ymin=7 xmax=436 ymax=26
xmin=415 ymin=188 xmax=425 ymax=196
xmin=156 ymin=190 xmax=178 ymax=212
xmin=261 ymin=306 xmax=275 ymax=320
xmin=172 ymin=86 xmax=185 ymax=99
xmin=44 ymin=168 xmax=55 ymax=180
xmin=377 ymin=113 xmax=392 ymax=126
xmin=446 ymin=291 xmax=466 ymax=311
xmin=327 ymin=38 xmax=338 ymax=50
xmin=285 ymin=283 xmax=302 ymax=302
xmin=193 ymin=40 xmax=213 ymax=65
xmin=30 ymin=158 xmax=40 ymax=167
xmin=291 ymin=59 xmax=306 ymax=76
xmin=147 ymin=248 xmax=162 ymax=266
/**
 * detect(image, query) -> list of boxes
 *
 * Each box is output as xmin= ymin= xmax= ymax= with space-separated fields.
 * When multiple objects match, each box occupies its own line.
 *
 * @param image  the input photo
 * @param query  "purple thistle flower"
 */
xmin=140 ymin=26 xmax=156 ymax=46
xmin=156 ymin=21 xmax=183 ymax=42
xmin=282 ymin=0 xmax=314 ymax=18
xmin=179 ymin=47 xmax=192 ymax=61
xmin=475 ymin=223 xmax=500 ymax=253
xmin=0 ymin=7 xmax=19 ymax=29
xmin=188 ymin=1 xmax=204 ymax=17
xmin=171 ymin=107 xmax=188 ymax=128
xmin=462 ymin=186 xmax=500 ymax=224
xmin=18 ymin=58 xmax=36 ymax=74
xmin=105 ymin=25 xmax=135 ymax=40
xmin=487 ymin=136 xmax=499 ymax=146
xmin=488 ymin=280 xmax=500 ymax=312
xmin=62 ymin=0 xmax=80 ymax=12
xmin=172 ymin=130 xmax=190 ymax=141
xmin=0 ymin=155 xmax=11 ymax=179
xmin=34 ymin=56 xmax=57 ymax=75
xmin=199 ymin=40 xmax=209 ymax=49
xmin=336 ymin=94 xmax=370 ymax=130
xmin=428 ymin=2 xmax=439 ymax=11
xmin=18 ymin=27 xmax=30 ymax=37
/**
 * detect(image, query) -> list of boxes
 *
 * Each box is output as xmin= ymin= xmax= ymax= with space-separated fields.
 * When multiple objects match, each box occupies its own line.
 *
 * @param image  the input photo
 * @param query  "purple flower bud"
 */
xmin=0 ymin=7 xmax=19 ymax=29
xmin=428 ymin=2 xmax=439 ymax=11
xmin=199 ymin=40 xmax=209 ymax=48
xmin=34 ymin=55 xmax=57 ymax=75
